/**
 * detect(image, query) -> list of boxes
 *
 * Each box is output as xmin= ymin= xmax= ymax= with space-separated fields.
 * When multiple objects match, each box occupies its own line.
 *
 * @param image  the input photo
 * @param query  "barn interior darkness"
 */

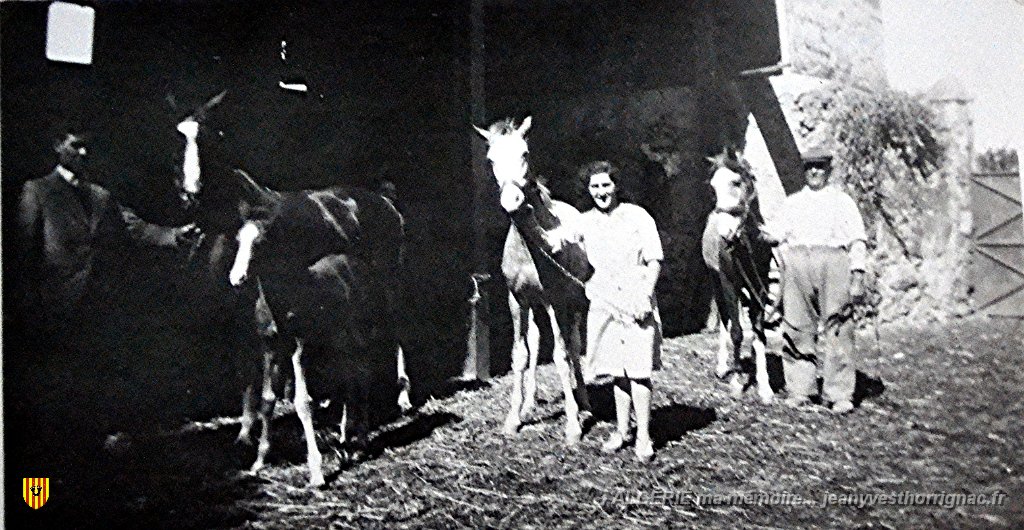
xmin=1 ymin=0 xmax=779 ymax=430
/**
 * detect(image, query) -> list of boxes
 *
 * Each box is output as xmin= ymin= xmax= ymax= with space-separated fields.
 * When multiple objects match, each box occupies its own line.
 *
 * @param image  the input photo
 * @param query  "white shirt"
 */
xmin=770 ymin=185 xmax=868 ymax=270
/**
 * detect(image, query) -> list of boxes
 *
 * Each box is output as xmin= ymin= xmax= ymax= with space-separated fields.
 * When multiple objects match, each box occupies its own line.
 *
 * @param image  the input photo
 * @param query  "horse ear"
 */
xmin=472 ymin=124 xmax=491 ymax=141
xmin=191 ymin=90 xmax=228 ymax=122
xmin=207 ymin=89 xmax=227 ymax=108
xmin=518 ymin=116 xmax=532 ymax=136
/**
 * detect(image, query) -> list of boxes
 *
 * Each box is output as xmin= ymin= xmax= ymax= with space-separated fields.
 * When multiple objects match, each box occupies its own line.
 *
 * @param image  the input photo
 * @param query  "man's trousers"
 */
xmin=779 ymin=245 xmax=857 ymax=404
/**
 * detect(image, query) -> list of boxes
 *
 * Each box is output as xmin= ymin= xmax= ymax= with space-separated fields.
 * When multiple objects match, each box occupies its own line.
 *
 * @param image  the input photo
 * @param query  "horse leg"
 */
xmin=548 ymin=305 xmax=582 ymax=446
xmin=569 ymin=310 xmax=592 ymax=419
xmin=521 ymin=310 xmax=541 ymax=419
xmin=712 ymin=283 xmax=732 ymax=380
xmin=725 ymin=300 xmax=745 ymax=398
xmin=751 ymin=309 xmax=774 ymax=404
xmin=291 ymin=338 xmax=325 ymax=487
xmin=396 ymin=344 xmax=412 ymax=413
xmin=715 ymin=316 xmax=732 ymax=380
xmin=344 ymin=365 xmax=371 ymax=461
xmin=250 ymin=344 xmax=280 ymax=473
xmin=503 ymin=293 xmax=529 ymax=436
xmin=236 ymin=384 xmax=256 ymax=445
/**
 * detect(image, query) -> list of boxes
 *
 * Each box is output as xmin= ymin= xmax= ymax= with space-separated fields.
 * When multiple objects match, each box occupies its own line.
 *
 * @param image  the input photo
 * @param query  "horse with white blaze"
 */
xmin=173 ymin=91 xmax=410 ymax=487
xmin=701 ymin=150 xmax=777 ymax=404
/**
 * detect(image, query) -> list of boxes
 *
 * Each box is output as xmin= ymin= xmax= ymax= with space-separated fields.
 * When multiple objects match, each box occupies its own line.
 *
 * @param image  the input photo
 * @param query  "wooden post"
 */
xmin=470 ymin=0 xmax=487 ymax=271
xmin=462 ymin=0 xmax=491 ymax=381
xmin=462 ymin=273 xmax=491 ymax=381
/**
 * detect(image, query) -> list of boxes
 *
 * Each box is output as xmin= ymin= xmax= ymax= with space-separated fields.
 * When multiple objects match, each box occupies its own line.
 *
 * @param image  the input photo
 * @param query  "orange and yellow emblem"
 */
xmin=23 ymin=478 xmax=50 ymax=509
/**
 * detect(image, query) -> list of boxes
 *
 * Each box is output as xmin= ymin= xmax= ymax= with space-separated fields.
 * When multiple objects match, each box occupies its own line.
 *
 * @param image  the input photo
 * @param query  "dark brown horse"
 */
xmin=174 ymin=96 xmax=408 ymax=487
xmin=701 ymin=151 xmax=776 ymax=404
xmin=473 ymin=117 xmax=592 ymax=445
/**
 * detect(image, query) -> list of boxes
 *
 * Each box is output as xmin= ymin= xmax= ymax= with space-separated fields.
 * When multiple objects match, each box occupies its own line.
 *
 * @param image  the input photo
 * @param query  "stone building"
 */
xmin=755 ymin=0 xmax=976 ymax=321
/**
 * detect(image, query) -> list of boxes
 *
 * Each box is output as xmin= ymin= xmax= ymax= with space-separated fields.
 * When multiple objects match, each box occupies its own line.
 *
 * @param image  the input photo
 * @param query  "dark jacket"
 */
xmin=14 ymin=170 xmax=180 ymax=321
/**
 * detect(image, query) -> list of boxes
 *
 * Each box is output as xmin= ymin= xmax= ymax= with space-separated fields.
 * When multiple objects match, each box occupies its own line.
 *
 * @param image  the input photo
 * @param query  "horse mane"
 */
xmin=232 ymin=169 xmax=282 ymax=221
xmin=708 ymin=151 xmax=757 ymax=184
xmin=487 ymin=118 xmax=519 ymax=136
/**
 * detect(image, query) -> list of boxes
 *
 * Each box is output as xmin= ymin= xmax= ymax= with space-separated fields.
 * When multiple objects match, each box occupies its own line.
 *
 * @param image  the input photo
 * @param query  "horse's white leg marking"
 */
xmin=503 ymin=293 xmax=528 ymax=436
xmin=338 ymin=403 xmax=349 ymax=448
xmin=547 ymin=305 xmax=582 ymax=445
xmin=236 ymin=384 xmax=255 ymax=445
xmin=251 ymin=346 xmax=277 ymax=473
xmin=753 ymin=331 xmax=773 ymax=404
xmin=230 ymin=221 xmax=261 ymax=286
xmin=724 ymin=300 xmax=745 ymax=398
xmin=397 ymin=344 xmax=412 ymax=413
xmin=521 ymin=312 xmax=541 ymax=419
xmin=291 ymin=338 xmax=325 ymax=487
xmin=716 ymin=316 xmax=731 ymax=379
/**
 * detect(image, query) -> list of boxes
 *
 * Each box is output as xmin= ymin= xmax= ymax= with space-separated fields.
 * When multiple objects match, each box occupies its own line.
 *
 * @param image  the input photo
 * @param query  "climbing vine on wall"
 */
xmin=827 ymin=88 xmax=944 ymax=255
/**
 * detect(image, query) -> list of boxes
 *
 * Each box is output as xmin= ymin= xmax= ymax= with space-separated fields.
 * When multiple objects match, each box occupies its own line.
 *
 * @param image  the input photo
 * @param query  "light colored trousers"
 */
xmin=779 ymin=245 xmax=857 ymax=403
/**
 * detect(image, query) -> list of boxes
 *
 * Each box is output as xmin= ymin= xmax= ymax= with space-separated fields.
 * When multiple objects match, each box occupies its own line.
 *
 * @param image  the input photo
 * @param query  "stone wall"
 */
xmin=760 ymin=1 xmax=976 ymax=322
xmin=780 ymin=0 xmax=887 ymax=88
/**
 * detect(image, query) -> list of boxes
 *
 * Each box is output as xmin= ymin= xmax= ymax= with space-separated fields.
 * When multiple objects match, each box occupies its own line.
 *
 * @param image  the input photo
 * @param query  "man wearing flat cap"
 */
xmin=762 ymin=146 xmax=867 ymax=414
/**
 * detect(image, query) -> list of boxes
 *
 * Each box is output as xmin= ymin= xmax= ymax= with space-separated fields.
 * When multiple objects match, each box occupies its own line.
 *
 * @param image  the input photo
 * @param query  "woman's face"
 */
xmin=588 ymin=171 xmax=617 ymax=211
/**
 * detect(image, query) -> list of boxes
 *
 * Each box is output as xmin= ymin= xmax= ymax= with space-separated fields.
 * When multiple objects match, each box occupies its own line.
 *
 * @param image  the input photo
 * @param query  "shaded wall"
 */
xmin=1 ymin=0 xmax=781 ymax=423
xmin=1 ymin=0 xmax=474 ymax=423
xmin=480 ymin=0 xmax=779 ymax=337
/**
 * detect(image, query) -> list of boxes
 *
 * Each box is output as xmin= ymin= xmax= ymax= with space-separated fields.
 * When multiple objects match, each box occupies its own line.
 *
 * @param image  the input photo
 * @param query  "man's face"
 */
xmin=804 ymin=164 xmax=830 ymax=190
xmin=58 ymin=136 xmax=89 ymax=177
xmin=588 ymin=172 xmax=617 ymax=211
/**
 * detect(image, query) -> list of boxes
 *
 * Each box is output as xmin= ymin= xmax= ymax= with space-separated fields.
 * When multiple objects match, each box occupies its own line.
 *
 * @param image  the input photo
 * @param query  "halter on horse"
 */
xmin=474 ymin=117 xmax=593 ymax=445
xmin=702 ymin=150 xmax=777 ymax=404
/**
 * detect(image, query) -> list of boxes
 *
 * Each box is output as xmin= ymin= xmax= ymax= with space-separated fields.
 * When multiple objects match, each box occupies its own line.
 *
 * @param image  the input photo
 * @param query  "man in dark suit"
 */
xmin=5 ymin=132 xmax=200 ymax=496
xmin=13 ymin=132 xmax=197 ymax=328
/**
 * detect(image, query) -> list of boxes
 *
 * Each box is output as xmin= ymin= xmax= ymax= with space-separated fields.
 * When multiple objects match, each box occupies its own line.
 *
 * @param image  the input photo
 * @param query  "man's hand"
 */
xmin=849 ymin=271 xmax=866 ymax=304
xmin=757 ymin=223 xmax=782 ymax=245
xmin=174 ymin=223 xmax=202 ymax=246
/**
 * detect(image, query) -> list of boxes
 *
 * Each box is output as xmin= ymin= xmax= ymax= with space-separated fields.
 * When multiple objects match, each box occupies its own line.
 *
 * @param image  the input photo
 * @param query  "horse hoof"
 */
xmin=308 ymin=474 xmax=326 ymax=488
xmin=728 ymin=376 xmax=745 ymax=398
xmin=715 ymin=367 xmax=730 ymax=380
xmin=564 ymin=427 xmax=582 ymax=446
xmin=398 ymin=396 xmax=413 ymax=414
xmin=758 ymin=391 xmax=775 ymax=405
xmin=502 ymin=420 xmax=521 ymax=437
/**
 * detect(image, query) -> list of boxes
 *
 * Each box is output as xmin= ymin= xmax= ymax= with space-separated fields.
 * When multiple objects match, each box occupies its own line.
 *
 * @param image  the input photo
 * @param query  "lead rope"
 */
xmin=514 ymin=222 xmax=639 ymax=324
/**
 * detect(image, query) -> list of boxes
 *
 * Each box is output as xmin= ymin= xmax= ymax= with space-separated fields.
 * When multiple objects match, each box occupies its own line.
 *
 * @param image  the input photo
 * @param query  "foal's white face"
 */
xmin=474 ymin=116 xmax=532 ymax=213
xmin=229 ymin=221 xmax=261 ymax=287
xmin=710 ymin=166 xmax=748 ymax=213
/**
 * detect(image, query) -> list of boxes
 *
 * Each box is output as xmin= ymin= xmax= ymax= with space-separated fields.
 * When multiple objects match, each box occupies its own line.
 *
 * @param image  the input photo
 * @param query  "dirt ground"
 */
xmin=10 ymin=317 xmax=1023 ymax=529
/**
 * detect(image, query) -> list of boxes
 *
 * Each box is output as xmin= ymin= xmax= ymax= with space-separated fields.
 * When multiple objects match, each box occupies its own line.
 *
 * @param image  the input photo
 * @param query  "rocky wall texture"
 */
xmin=781 ymin=0 xmax=887 ymax=88
xmin=771 ymin=80 xmax=974 ymax=322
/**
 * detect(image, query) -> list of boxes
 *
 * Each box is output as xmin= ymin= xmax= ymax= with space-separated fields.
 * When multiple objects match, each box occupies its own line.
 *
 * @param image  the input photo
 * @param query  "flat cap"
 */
xmin=801 ymin=146 xmax=833 ymax=166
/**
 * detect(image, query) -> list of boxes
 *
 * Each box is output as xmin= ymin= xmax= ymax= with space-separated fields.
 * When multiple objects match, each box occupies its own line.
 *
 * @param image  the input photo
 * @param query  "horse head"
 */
xmin=173 ymin=90 xmax=227 ymax=204
xmin=707 ymin=148 xmax=758 ymax=240
xmin=707 ymin=148 xmax=757 ymax=216
xmin=473 ymin=116 xmax=534 ymax=214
